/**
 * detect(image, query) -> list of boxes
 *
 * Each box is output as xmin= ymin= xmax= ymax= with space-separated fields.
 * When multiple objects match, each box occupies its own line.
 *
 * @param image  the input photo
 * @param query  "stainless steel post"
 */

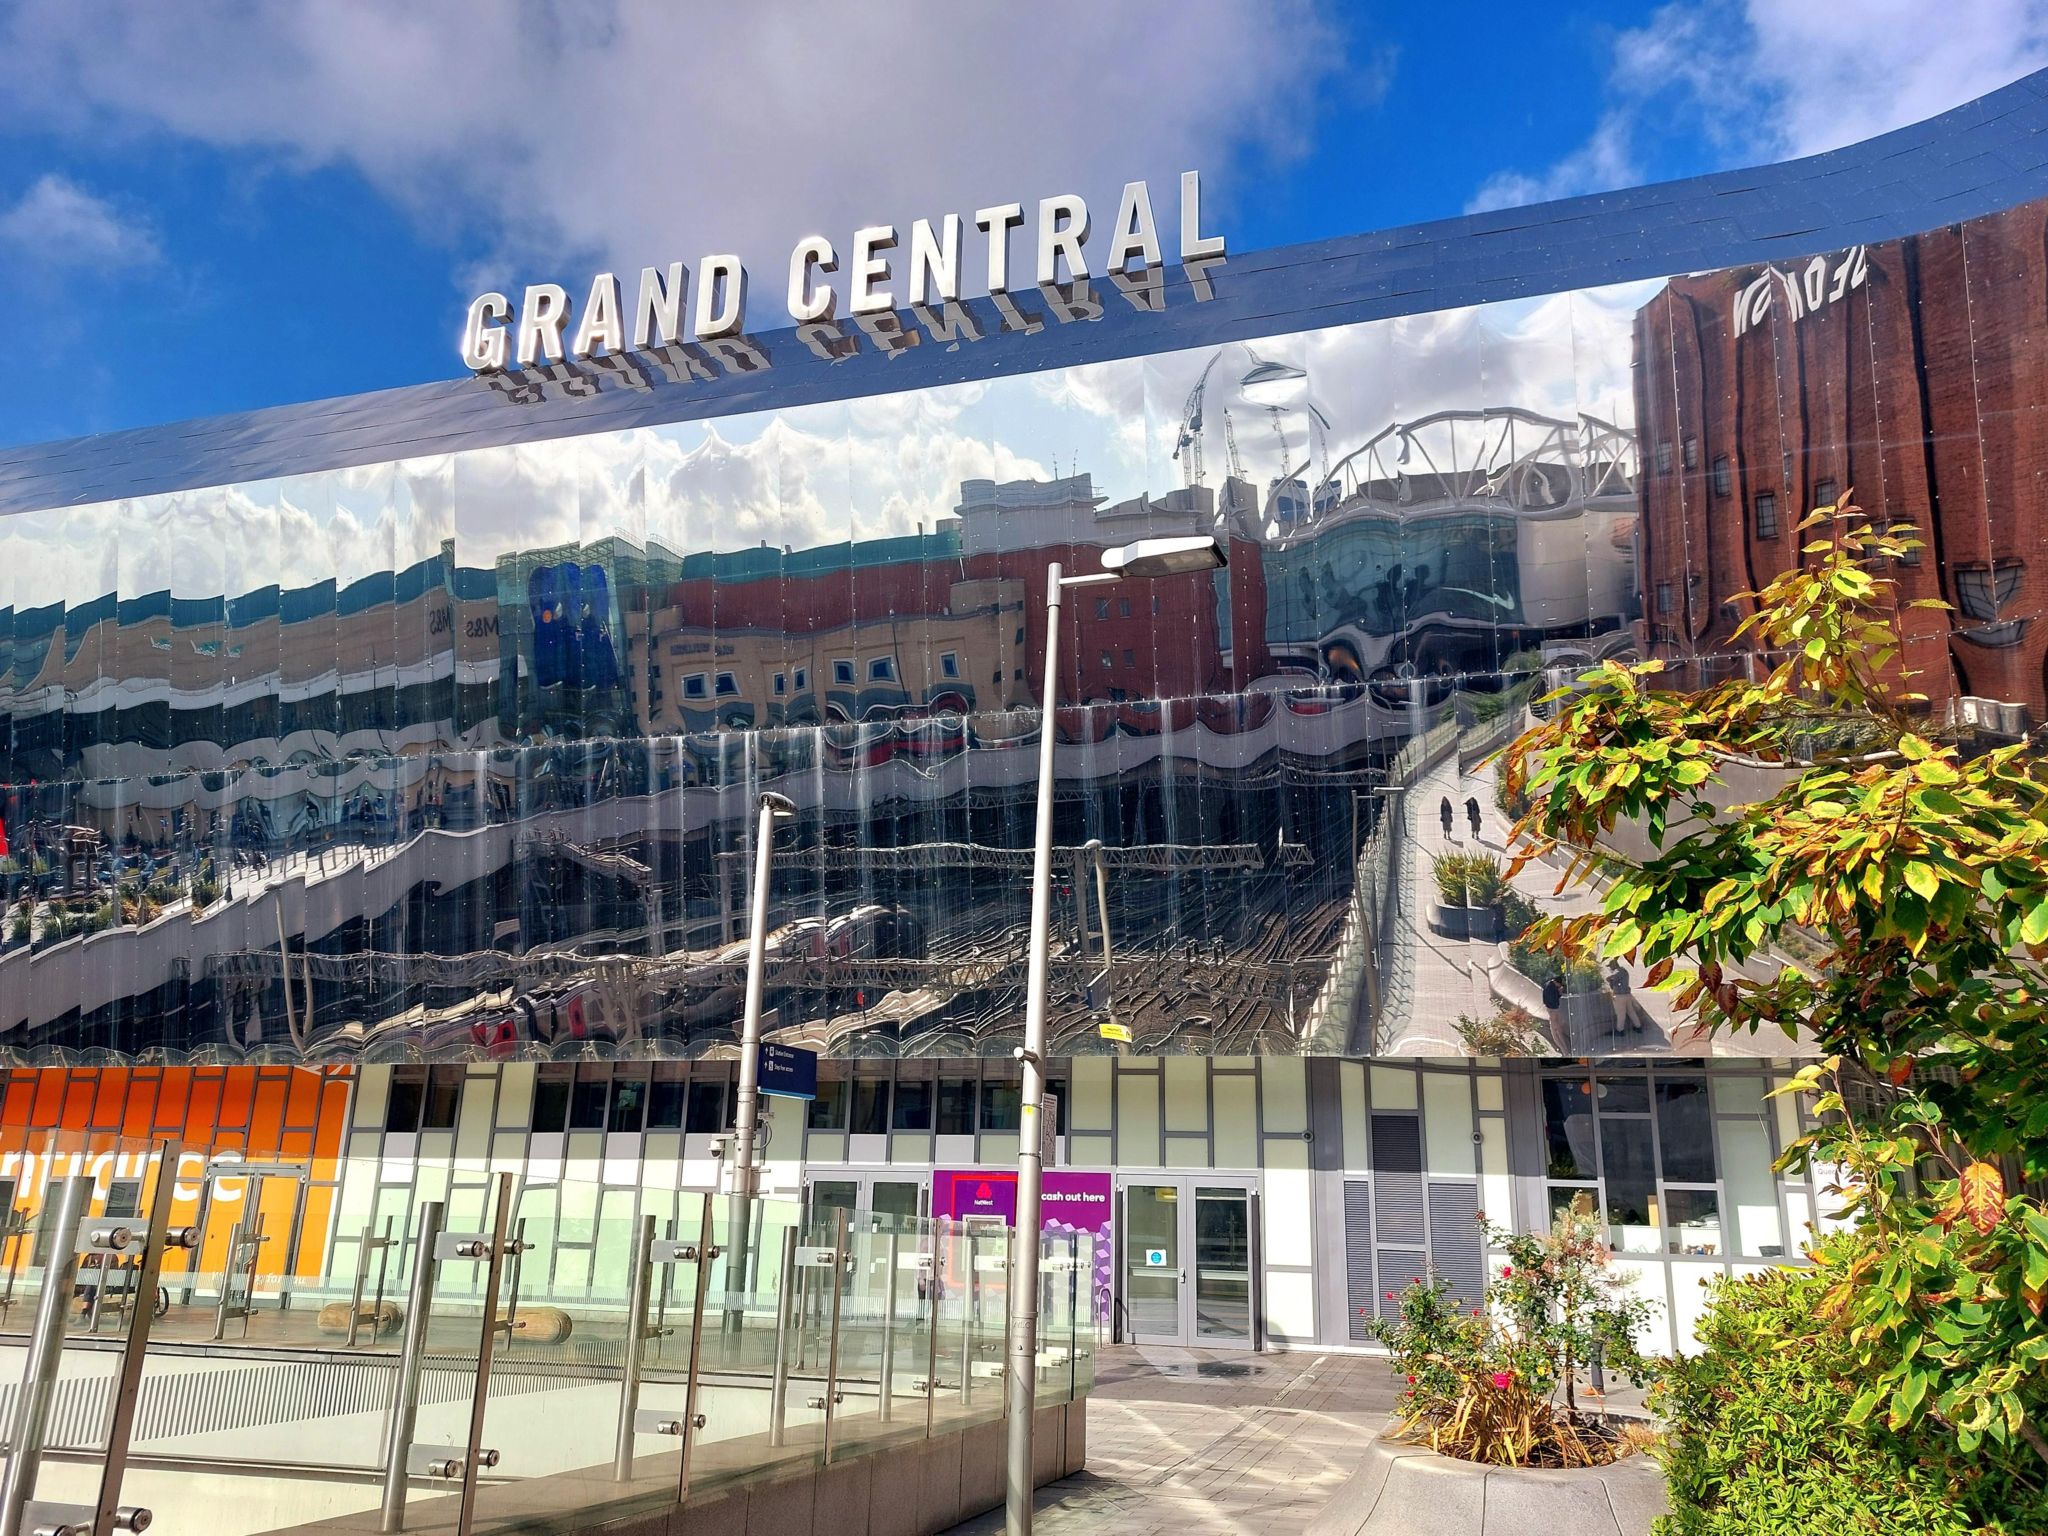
xmin=209 ymin=1219 xmax=242 ymax=1341
xmin=1005 ymin=561 xmax=1063 ymax=1535
xmin=960 ymin=1234 xmax=976 ymax=1408
xmin=379 ymin=1201 xmax=445 ymax=1534
xmin=455 ymin=1176 xmax=516 ymax=1536
xmin=820 ymin=1209 xmax=846 ymax=1465
xmin=90 ymin=1142 xmax=181 ymax=1536
xmin=767 ymin=1228 xmax=796 ymax=1447
xmin=675 ymin=1192 xmax=717 ymax=1504
xmin=878 ymin=1233 xmax=899 ymax=1424
xmin=923 ymin=1223 xmax=943 ymax=1438
xmin=0 ymin=1176 xmax=92 ymax=1536
xmin=612 ymin=1215 xmax=656 ymax=1481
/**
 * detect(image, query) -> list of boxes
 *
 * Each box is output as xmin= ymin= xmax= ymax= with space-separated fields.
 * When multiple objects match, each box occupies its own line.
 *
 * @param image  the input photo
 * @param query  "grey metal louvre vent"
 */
xmin=1369 ymin=1114 xmax=1425 ymax=1245
xmin=1343 ymin=1178 xmax=1376 ymax=1340
xmin=1427 ymin=1181 xmax=1486 ymax=1312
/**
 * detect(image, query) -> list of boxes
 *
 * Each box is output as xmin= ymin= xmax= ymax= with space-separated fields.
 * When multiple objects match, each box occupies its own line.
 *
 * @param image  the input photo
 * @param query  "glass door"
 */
xmin=1190 ymin=1186 xmax=1254 ymax=1345
xmin=1121 ymin=1183 xmax=1182 ymax=1343
xmin=1118 ymin=1177 xmax=1258 ymax=1348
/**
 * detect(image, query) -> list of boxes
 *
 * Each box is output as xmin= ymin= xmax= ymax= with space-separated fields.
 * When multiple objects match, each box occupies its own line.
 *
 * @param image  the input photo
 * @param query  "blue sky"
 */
xmin=1 ymin=0 xmax=2043 ymax=451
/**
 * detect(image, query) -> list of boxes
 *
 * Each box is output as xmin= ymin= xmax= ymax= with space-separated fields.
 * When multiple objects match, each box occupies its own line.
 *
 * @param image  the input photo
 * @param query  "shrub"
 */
xmin=1499 ymin=889 xmax=1540 ymax=942
xmin=1653 ymin=1244 xmax=2048 ymax=1535
xmin=1456 ymin=1003 xmax=1548 ymax=1056
xmin=1432 ymin=851 xmax=1506 ymax=909
xmin=191 ymin=878 xmax=218 ymax=909
xmin=1364 ymin=1200 xmax=1658 ymax=1467
xmin=1508 ymin=930 xmax=1602 ymax=993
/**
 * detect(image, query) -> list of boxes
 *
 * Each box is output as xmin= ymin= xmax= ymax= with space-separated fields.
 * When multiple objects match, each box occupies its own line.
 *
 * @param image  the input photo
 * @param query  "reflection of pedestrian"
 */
xmin=1465 ymin=796 xmax=1482 ymax=838
xmin=1607 ymin=961 xmax=1637 ymax=1035
xmin=1541 ymin=974 xmax=1564 ymax=1013
xmin=1439 ymin=797 xmax=1454 ymax=837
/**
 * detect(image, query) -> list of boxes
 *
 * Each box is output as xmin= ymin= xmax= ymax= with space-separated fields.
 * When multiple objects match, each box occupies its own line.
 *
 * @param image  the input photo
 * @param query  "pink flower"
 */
xmin=1490 ymin=1372 xmax=1512 ymax=1390
xmin=1385 ymin=1291 xmax=1395 ymax=1300
xmin=1405 ymin=1374 xmax=1416 ymax=1384
xmin=1472 ymin=1308 xmax=1482 ymax=1317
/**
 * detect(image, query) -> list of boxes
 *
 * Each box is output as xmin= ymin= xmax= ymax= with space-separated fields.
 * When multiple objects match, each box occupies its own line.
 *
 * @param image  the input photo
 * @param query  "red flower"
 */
xmin=1385 ymin=1291 xmax=1394 ymax=1300
xmin=1472 ymin=1309 xmax=1482 ymax=1317
xmin=1490 ymin=1371 xmax=1512 ymax=1390
xmin=1405 ymin=1374 xmax=1416 ymax=1384
xmin=1501 ymin=1265 xmax=1513 ymax=1278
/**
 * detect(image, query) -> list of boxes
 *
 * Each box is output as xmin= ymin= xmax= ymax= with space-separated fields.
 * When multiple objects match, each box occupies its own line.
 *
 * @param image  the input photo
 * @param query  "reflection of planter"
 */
xmin=1428 ymin=904 xmax=1503 ymax=941
xmin=1305 ymin=1437 xmax=1666 ymax=1536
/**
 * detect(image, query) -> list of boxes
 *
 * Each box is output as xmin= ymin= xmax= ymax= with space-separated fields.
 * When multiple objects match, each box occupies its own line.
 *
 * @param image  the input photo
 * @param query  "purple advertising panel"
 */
xmin=933 ymin=1168 xmax=1112 ymax=1323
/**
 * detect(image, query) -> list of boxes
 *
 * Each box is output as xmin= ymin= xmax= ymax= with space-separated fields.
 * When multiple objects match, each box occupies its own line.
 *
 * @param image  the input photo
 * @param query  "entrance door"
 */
xmin=1117 ymin=1178 xmax=1257 ymax=1348
xmin=805 ymin=1171 xmax=927 ymax=1232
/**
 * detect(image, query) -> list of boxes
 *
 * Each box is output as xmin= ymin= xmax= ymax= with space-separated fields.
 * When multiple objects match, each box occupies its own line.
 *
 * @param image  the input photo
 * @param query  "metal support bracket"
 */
xmin=632 ymin=1410 xmax=703 ymax=1436
xmin=23 ymin=1503 xmax=149 ymax=1536
xmin=406 ymin=1445 xmax=498 ymax=1479
xmin=650 ymin=1241 xmax=721 ymax=1265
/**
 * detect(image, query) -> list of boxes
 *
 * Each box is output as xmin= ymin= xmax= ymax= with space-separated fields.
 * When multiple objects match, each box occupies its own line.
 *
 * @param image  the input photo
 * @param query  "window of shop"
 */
xmin=936 ymin=1076 xmax=975 ymax=1135
xmin=939 ymin=652 xmax=958 ymax=678
xmin=1654 ymin=441 xmax=1673 ymax=474
xmin=832 ymin=659 xmax=855 ymax=685
xmin=867 ymin=657 xmax=896 ymax=682
xmin=1814 ymin=477 xmax=1838 ymax=510
xmin=808 ymin=1079 xmax=849 ymax=1130
xmin=714 ymin=672 xmax=738 ymax=697
xmin=1541 ymin=1070 xmax=1784 ymax=1258
xmin=1711 ymin=456 xmax=1731 ymax=497
xmin=683 ymin=673 xmax=707 ymax=699
xmin=1682 ymin=435 xmax=1699 ymax=470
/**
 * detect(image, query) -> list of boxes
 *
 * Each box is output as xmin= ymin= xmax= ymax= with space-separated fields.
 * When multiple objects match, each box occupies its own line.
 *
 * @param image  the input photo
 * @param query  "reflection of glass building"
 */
xmin=1 ymin=76 xmax=2043 ymax=1357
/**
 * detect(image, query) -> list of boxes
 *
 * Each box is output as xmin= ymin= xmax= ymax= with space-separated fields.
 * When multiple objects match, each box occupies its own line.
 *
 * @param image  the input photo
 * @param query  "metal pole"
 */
xmin=878 ymin=1233 xmax=899 ymax=1423
xmin=730 ymin=793 xmax=792 ymax=1204
xmin=821 ymin=1208 xmax=846 ymax=1465
xmin=767 ymin=1228 xmax=796 ymax=1447
xmin=455 ymin=1176 xmax=516 ymax=1536
xmin=923 ymin=1222 xmax=943 ymax=1438
xmin=1005 ymin=562 xmax=1063 ymax=1536
xmin=90 ymin=1142 xmax=181 ymax=1536
xmin=380 ymin=1201 xmax=445 ymax=1533
xmin=0 ymin=1176 xmax=92 ymax=1536
xmin=1087 ymin=838 xmax=1127 ymax=1058
xmin=960 ymin=1234 xmax=976 ymax=1408
xmin=676 ymin=1191 xmax=717 ymax=1505
xmin=613 ymin=1215 xmax=656 ymax=1480
xmin=210 ymin=1219 xmax=242 ymax=1341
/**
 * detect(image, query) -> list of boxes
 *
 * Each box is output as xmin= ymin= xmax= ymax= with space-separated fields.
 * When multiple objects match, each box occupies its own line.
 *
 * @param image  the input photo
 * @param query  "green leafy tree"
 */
xmin=1502 ymin=499 xmax=2048 ymax=1470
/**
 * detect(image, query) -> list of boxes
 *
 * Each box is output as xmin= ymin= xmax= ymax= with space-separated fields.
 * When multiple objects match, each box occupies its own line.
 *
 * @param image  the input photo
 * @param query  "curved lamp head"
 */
xmin=1100 ymin=534 xmax=1228 ymax=580
xmin=1239 ymin=358 xmax=1308 ymax=408
xmin=759 ymin=791 xmax=797 ymax=818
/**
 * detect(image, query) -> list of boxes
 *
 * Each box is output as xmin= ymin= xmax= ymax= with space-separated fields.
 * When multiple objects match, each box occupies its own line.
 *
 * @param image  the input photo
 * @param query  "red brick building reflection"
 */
xmin=1632 ymin=196 xmax=2048 ymax=723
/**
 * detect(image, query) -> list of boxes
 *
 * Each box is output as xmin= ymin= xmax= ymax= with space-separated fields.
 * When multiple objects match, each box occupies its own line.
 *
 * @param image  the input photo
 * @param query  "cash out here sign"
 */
xmin=459 ymin=171 xmax=1226 ymax=373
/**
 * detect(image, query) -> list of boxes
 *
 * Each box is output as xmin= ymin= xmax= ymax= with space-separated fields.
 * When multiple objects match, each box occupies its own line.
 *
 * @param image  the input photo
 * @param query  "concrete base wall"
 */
xmin=651 ymin=1400 xmax=1085 ymax=1536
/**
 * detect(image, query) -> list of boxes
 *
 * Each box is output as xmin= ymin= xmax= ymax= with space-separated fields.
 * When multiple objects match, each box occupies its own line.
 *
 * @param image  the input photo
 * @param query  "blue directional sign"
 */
xmin=757 ymin=1042 xmax=818 ymax=1101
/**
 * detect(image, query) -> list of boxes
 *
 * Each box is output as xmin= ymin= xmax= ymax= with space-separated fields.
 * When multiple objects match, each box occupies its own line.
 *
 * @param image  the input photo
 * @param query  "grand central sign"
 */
xmin=459 ymin=171 xmax=1226 ymax=374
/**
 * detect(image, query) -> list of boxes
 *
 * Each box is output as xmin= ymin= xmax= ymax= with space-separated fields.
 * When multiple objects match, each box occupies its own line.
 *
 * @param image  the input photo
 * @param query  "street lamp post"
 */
xmin=731 ymin=791 xmax=797 ymax=1200
xmin=1004 ymin=535 xmax=1226 ymax=1536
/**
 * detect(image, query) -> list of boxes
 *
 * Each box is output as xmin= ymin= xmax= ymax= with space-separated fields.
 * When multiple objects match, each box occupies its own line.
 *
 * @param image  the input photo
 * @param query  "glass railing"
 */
xmin=0 ymin=1137 xmax=1096 ymax=1536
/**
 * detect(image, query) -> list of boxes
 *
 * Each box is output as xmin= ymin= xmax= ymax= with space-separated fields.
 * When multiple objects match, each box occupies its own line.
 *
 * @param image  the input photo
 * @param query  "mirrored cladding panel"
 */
xmin=6 ymin=187 xmax=2048 ymax=1064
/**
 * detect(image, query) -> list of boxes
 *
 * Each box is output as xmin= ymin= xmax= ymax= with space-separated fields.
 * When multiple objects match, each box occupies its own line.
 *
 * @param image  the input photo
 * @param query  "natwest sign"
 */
xmin=459 ymin=171 xmax=1226 ymax=373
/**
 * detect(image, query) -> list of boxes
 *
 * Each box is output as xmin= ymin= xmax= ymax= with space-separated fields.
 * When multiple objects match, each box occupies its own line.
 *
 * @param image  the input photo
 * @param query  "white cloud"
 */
xmin=0 ymin=174 xmax=159 ymax=272
xmin=0 ymin=0 xmax=1354 ymax=322
xmin=1469 ymin=0 xmax=2048 ymax=213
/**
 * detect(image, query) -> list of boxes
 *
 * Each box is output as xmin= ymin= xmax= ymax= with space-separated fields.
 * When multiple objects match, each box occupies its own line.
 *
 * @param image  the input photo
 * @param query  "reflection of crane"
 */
xmin=1173 ymin=354 xmax=1245 ymax=490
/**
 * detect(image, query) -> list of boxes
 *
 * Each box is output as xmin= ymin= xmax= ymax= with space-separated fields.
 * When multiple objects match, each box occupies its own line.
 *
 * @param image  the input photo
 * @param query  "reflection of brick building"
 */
xmin=1633 ymin=196 xmax=2048 ymax=720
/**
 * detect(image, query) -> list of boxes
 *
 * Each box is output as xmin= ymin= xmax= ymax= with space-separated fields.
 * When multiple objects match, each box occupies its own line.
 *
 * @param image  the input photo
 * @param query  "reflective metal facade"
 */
xmin=6 ymin=76 xmax=2048 ymax=1064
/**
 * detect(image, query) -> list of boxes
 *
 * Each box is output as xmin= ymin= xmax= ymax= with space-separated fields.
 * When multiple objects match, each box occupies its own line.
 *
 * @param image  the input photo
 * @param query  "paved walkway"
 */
xmin=1381 ymin=743 xmax=1801 ymax=1058
xmin=944 ymin=1345 xmax=1403 ymax=1536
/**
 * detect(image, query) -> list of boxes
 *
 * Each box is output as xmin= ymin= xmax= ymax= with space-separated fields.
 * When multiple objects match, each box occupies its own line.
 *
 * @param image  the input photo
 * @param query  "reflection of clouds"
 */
xmin=6 ymin=284 xmax=1655 ymax=615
